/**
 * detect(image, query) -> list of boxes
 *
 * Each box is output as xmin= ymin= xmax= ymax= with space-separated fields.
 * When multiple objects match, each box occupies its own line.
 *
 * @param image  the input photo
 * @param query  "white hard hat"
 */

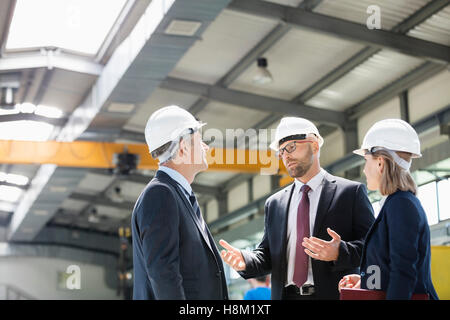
xmin=353 ymin=119 xmax=422 ymax=158
xmin=269 ymin=117 xmax=324 ymax=150
xmin=145 ymin=105 xmax=206 ymax=154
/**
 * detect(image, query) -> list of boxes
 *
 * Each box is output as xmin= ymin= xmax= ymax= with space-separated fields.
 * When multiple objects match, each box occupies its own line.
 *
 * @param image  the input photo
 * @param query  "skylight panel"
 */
xmin=6 ymin=0 xmax=127 ymax=55
xmin=0 ymin=120 xmax=54 ymax=141
xmin=0 ymin=185 xmax=23 ymax=202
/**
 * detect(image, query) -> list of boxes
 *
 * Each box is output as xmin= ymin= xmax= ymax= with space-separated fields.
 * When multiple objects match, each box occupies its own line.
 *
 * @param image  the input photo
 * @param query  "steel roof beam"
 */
xmin=161 ymin=77 xmax=346 ymax=127
xmin=228 ymin=0 xmax=450 ymax=64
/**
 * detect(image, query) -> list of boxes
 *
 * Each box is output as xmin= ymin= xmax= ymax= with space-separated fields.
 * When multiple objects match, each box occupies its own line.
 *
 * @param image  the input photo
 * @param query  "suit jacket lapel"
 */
xmin=280 ymin=183 xmax=296 ymax=279
xmin=313 ymin=173 xmax=337 ymax=237
xmin=360 ymin=207 xmax=384 ymax=264
xmin=156 ymin=171 xmax=214 ymax=253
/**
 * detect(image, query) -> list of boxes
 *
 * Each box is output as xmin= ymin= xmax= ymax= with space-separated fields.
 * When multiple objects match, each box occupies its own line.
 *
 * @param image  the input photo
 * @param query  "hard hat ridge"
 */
xmin=144 ymin=105 xmax=206 ymax=160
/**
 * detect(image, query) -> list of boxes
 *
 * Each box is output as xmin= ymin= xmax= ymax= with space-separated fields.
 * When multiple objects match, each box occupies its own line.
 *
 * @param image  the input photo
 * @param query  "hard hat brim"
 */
xmin=353 ymin=148 xmax=367 ymax=157
xmin=269 ymin=134 xmax=323 ymax=151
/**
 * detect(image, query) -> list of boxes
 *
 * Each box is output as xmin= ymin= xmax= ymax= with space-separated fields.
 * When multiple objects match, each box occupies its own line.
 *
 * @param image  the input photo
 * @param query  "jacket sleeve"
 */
xmin=333 ymin=183 xmax=375 ymax=271
xmin=239 ymin=202 xmax=272 ymax=279
xmin=385 ymin=197 xmax=421 ymax=299
xmin=136 ymin=185 xmax=185 ymax=299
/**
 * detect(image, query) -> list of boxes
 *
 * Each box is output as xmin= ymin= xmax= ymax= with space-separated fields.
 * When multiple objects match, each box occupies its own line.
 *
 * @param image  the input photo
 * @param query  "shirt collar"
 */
xmin=294 ymin=168 xmax=326 ymax=193
xmin=158 ymin=165 xmax=192 ymax=195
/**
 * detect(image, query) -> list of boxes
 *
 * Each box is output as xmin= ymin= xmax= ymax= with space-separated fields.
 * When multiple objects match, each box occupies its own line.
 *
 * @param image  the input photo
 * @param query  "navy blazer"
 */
xmin=131 ymin=171 xmax=228 ymax=300
xmin=360 ymin=190 xmax=439 ymax=300
xmin=239 ymin=172 xmax=375 ymax=300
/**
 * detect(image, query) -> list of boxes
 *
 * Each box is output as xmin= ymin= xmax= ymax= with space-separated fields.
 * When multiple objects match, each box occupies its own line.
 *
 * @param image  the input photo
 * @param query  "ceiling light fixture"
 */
xmin=1 ymin=87 xmax=18 ymax=110
xmin=0 ymin=73 xmax=20 ymax=110
xmin=253 ymin=57 xmax=273 ymax=85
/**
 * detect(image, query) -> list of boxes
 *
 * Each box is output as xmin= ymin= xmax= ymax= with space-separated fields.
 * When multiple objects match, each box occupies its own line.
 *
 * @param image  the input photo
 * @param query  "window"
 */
xmin=437 ymin=178 xmax=450 ymax=221
xmin=0 ymin=120 xmax=54 ymax=141
xmin=417 ymin=182 xmax=439 ymax=225
xmin=6 ymin=0 xmax=127 ymax=55
xmin=0 ymin=185 xmax=23 ymax=202
xmin=0 ymin=172 xmax=29 ymax=186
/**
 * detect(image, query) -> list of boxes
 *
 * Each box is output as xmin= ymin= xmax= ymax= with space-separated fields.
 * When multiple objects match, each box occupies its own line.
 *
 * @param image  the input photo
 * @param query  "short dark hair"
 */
xmin=255 ymin=276 xmax=267 ymax=283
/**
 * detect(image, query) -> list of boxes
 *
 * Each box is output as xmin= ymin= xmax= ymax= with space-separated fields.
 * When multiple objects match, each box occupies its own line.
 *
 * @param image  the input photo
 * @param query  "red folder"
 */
xmin=340 ymin=288 xmax=429 ymax=300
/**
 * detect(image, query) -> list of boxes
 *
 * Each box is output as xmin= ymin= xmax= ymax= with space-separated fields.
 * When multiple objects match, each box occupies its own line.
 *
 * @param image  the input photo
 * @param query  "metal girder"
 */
xmin=293 ymin=0 xmax=450 ymax=103
xmin=0 ymin=0 xmax=16 ymax=55
xmin=88 ymin=169 xmax=223 ymax=197
xmin=70 ymin=192 xmax=135 ymax=211
xmin=399 ymin=91 xmax=410 ymax=123
xmin=161 ymin=77 xmax=346 ymax=127
xmin=228 ymin=0 xmax=450 ymax=64
xmin=209 ymin=187 xmax=268 ymax=232
xmin=0 ymin=113 xmax=67 ymax=126
xmin=0 ymin=181 xmax=29 ymax=189
xmin=78 ymin=128 xmax=146 ymax=143
xmin=393 ymin=0 xmax=450 ymax=34
xmin=221 ymin=173 xmax=255 ymax=192
xmin=347 ymin=62 xmax=446 ymax=120
xmin=0 ymin=52 xmax=104 ymax=76
xmin=298 ymin=0 xmax=324 ymax=11
xmin=188 ymin=97 xmax=210 ymax=116
xmin=218 ymin=23 xmax=291 ymax=87
xmin=414 ymin=104 xmax=450 ymax=133
xmin=293 ymin=47 xmax=380 ymax=103
xmin=411 ymin=140 xmax=450 ymax=173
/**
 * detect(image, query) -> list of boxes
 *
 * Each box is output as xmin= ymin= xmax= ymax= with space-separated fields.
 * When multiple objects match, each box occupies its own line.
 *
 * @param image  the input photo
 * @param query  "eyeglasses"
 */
xmin=276 ymin=140 xmax=312 ymax=158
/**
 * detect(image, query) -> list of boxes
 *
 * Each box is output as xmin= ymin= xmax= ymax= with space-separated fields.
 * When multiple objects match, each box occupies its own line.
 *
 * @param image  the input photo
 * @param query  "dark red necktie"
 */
xmin=293 ymin=184 xmax=311 ymax=287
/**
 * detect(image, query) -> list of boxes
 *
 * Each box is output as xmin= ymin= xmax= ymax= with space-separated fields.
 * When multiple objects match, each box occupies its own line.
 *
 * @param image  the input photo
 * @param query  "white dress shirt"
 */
xmin=285 ymin=169 xmax=326 ymax=287
xmin=158 ymin=165 xmax=206 ymax=231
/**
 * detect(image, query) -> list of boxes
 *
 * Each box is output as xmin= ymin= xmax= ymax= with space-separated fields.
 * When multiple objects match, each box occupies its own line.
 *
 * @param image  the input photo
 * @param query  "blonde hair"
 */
xmin=370 ymin=149 xmax=417 ymax=196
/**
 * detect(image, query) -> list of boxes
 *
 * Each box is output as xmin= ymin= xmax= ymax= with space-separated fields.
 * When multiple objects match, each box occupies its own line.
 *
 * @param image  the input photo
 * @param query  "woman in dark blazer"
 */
xmin=338 ymin=119 xmax=439 ymax=300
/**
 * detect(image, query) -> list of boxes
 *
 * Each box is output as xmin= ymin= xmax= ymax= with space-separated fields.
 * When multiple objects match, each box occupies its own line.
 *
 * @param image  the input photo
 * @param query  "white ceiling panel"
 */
xmin=409 ymin=69 xmax=450 ymax=123
xmin=76 ymin=173 xmax=115 ymax=193
xmin=60 ymin=198 xmax=88 ymax=212
xmin=96 ymin=205 xmax=130 ymax=220
xmin=7 ymin=164 xmax=40 ymax=179
xmin=40 ymin=69 xmax=97 ymax=113
xmin=169 ymin=9 xmax=278 ymax=84
xmin=229 ymin=28 xmax=365 ymax=100
xmin=198 ymin=101 xmax=270 ymax=148
xmin=117 ymin=181 xmax=146 ymax=201
xmin=123 ymin=88 xmax=199 ymax=133
xmin=408 ymin=5 xmax=450 ymax=46
xmin=314 ymin=0 xmax=432 ymax=30
xmin=306 ymin=50 xmax=424 ymax=111
xmin=194 ymin=171 xmax=238 ymax=186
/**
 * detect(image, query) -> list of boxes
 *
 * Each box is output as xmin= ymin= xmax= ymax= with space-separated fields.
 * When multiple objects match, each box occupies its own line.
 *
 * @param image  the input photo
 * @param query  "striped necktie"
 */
xmin=189 ymin=191 xmax=205 ymax=231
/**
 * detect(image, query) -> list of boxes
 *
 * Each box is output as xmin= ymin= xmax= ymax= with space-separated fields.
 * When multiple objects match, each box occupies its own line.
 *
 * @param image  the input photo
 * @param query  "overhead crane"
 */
xmin=0 ymin=139 xmax=293 ymax=185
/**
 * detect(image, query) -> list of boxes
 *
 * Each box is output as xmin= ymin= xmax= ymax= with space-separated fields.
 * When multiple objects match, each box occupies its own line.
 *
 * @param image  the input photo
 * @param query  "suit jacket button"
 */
xmin=361 ymin=272 xmax=365 ymax=277
xmin=216 ymin=272 xmax=221 ymax=277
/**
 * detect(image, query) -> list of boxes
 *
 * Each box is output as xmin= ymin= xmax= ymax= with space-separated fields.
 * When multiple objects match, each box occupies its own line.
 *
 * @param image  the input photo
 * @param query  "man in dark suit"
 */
xmin=220 ymin=117 xmax=375 ymax=300
xmin=131 ymin=105 xmax=228 ymax=300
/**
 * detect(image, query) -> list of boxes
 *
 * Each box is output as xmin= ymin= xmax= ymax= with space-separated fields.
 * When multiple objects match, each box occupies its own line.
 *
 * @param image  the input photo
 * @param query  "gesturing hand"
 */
xmin=338 ymin=274 xmax=361 ymax=292
xmin=219 ymin=239 xmax=246 ymax=271
xmin=302 ymin=228 xmax=341 ymax=262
